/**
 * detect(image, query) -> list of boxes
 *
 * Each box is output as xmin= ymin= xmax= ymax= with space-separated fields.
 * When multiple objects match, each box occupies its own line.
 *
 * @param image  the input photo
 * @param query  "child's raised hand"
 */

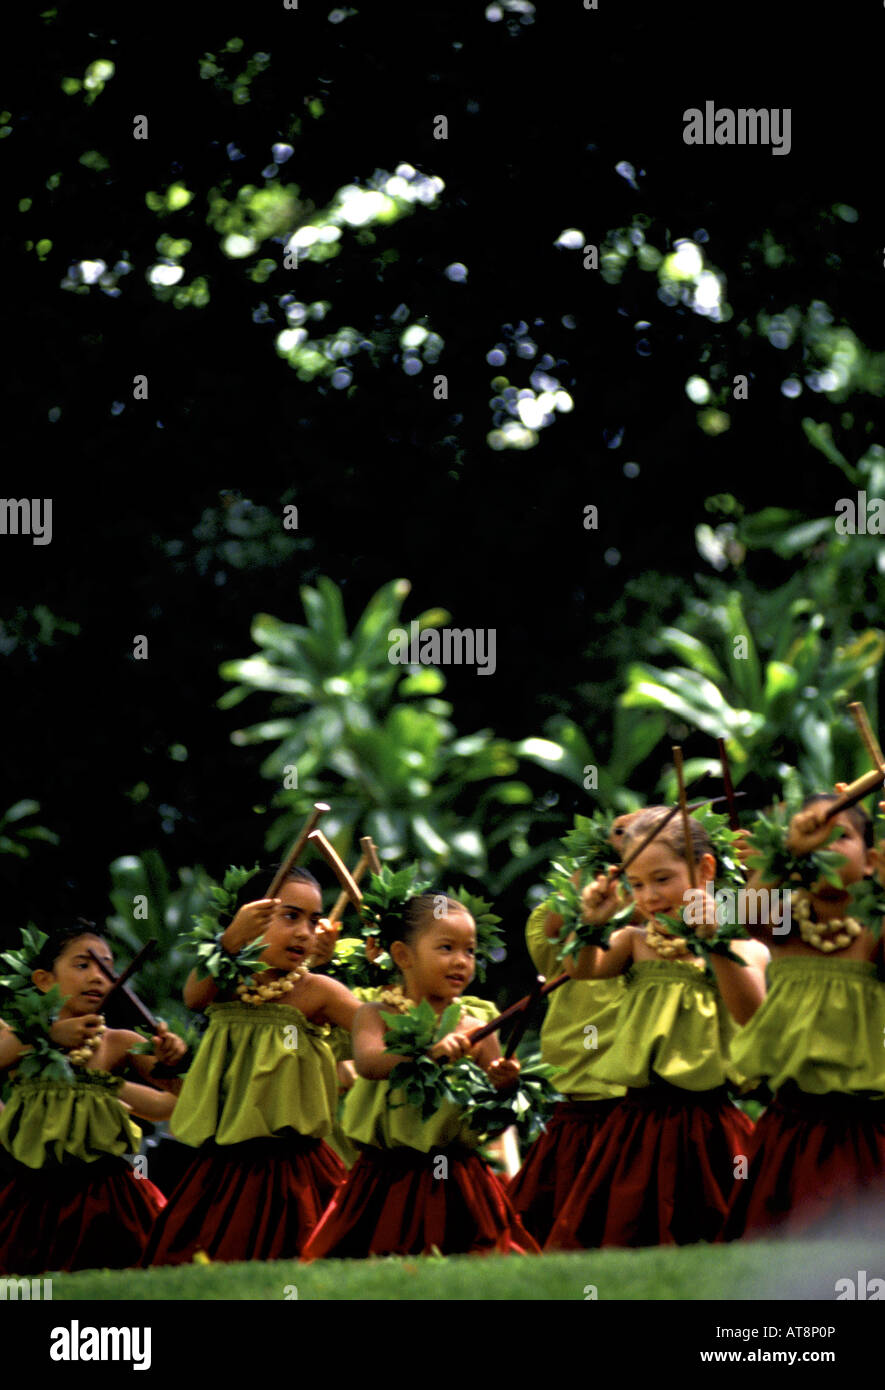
xmin=787 ymin=804 xmax=833 ymax=856
xmin=365 ymin=935 xmax=382 ymax=964
xmin=310 ymin=918 xmax=340 ymax=967
xmin=580 ymin=871 xmax=621 ymax=926
xmin=221 ymin=898 xmax=279 ymax=953
xmin=151 ymin=1022 xmax=187 ymax=1067
xmin=732 ymin=828 xmax=753 ymax=866
xmin=50 ymin=1014 xmax=104 ymax=1049
xmin=488 ymin=1057 xmax=520 ymax=1090
xmin=430 ymin=1031 xmax=474 ymax=1064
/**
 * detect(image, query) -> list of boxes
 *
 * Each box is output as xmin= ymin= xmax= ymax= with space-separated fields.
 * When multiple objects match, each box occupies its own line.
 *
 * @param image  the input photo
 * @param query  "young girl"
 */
xmin=142 ymin=866 xmax=362 ymax=1264
xmin=302 ymin=893 xmax=540 ymax=1258
xmin=721 ymin=793 xmax=885 ymax=1238
xmin=545 ymin=808 xmax=767 ymax=1249
xmin=506 ymin=815 xmax=640 ymax=1241
xmin=0 ymin=923 xmax=182 ymax=1273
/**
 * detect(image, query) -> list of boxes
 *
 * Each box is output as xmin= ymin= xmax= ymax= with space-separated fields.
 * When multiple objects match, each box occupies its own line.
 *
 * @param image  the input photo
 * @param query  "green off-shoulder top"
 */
xmin=590 ymin=959 xmax=741 ymax=1092
xmin=170 ymin=1001 xmax=338 ymax=1147
xmin=730 ymin=957 xmax=885 ymax=1097
xmin=525 ymin=903 xmax=626 ymax=1100
xmin=0 ymin=1069 xmax=141 ymax=1169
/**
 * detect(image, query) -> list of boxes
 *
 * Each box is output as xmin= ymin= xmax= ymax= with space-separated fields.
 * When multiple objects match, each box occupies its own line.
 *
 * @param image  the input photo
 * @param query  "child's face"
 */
xmin=624 ymin=843 xmax=715 ymax=920
xmin=403 ymin=909 xmax=477 ymax=1002
xmin=259 ymin=879 xmax=323 ymax=971
xmin=33 ymin=933 xmax=113 ymax=1016
xmin=815 ymin=813 xmax=872 ymax=895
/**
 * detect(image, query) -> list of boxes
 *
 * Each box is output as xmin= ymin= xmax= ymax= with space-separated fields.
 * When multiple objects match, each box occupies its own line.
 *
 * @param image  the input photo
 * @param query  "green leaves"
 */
xmin=745 ymin=804 xmax=847 ymax=893
xmin=182 ymin=863 xmax=267 ymax=986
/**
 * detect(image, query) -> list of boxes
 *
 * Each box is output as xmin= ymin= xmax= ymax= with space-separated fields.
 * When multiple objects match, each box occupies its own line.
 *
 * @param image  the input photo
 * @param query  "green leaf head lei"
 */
xmin=358 ymin=865 xmax=505 ymax=982
xmin=545 ymin=812 xmax=635 ymax=963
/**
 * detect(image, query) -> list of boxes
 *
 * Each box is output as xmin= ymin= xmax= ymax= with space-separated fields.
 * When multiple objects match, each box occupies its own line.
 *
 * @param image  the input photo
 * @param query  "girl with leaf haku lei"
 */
xmin=141 ymin=864 xmax=362 ymax=1265
xmin=0 ymin=922 xmax=184 ymax=1274
xmin=302 ymin=889 xmax=540 ymax=1259
xmin=545 ymin=807 xmax=768 ymax=1250
xmin=720 ymin=791 xmax=885 ymax=1240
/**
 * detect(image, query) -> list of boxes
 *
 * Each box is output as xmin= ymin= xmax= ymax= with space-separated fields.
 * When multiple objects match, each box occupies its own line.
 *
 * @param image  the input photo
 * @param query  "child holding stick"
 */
xmin=302 ymin=892 xmax=539 ymax=1258
xmin=142 ymin=865 xmax=362 ymax=1264
xmin=506 ymin=814 xmax=640 ymax=1242
xmin=545 ymin=808 xmax=766 ymax=1249
xmin=721 ymin=792 xmax=885 ymax=1238
xmin=0 ymin=923 xmax=182 ymax=1273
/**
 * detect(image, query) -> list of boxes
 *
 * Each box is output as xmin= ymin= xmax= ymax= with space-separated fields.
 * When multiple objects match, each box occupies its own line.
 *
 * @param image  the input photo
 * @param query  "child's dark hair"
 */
xmin=620 ymin=807 xmax=714 ymax=867
xmin=31 ymin=918 xmax=106 ymax=972
xmin=234 ymin=864 xmax=321 ymax=913
xmin=378 ymin=893 xmax=468 ymax=954
xmin=801 ymin=794 xmax=873 ymax=847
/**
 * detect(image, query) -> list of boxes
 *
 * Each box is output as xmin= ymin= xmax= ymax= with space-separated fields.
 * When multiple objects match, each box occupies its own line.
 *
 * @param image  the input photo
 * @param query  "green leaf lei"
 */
xmin=380 ymin=998 xmax=562 ymax=1141
xmin=0 ymin=926 xmax=77 ymax=1081
xmin=184 ymin=863 xmax=269 ymax=988
xmin=359 ymin=863 xmax=433 ymax=947
xmin=544 ymin=814 xmax=635 ymax=963
xmin=744 ymin=803 xmax=847 ymax=893
xmin=445 ymin=885 xmax=504 ymax=981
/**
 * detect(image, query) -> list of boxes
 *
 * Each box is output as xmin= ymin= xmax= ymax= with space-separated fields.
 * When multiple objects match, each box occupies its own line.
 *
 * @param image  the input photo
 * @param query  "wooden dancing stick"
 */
xmin=716 ymin=737 xmax=741 ymax=831
xmin=307 ymin=829 xmax=364 ymax=913
xmin=265 ymin=802 xmax=330 ymax=898
xmin=848 ymin=701 xmax=885 ymax=772
xmin=504 ymin=975 xmax=545 ymax=1059
xmin=822 ymin=766 xmax=885 ymax=821
xmin=360 ymin=836 xmax=382 ymax=874
xmin=467 ymin=972 xmax=569 ymax=1046
xmin=88 ymin=944 xmax=159 ymax=1031
xmin=328 ymin=853 xmax=368 ymax=924
xmin=671 ymin=747 xmax=697 ymax=889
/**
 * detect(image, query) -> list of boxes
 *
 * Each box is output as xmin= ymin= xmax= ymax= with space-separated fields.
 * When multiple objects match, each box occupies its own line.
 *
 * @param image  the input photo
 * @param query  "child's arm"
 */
xmin=107 ymin=1025 xmax=189 ymax=1088
xmin=706 ymin=941 xmax=768 ymax=1024
xmin=184 ymin=897 xmax=281 ymax=1010
xmin=0 ymin=1015 xmax=105 ymax=1071
xmin=302 ymin=975 xmax=362 ymax=1031
xmin=352 ymin=1002 xmax=406 ymax=1080
xmin=117 ymin=1079 xmax=177 ymax=1122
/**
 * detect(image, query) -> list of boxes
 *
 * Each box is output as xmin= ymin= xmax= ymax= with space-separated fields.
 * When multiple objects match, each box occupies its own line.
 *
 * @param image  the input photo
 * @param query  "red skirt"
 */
xmin=507 ymin=1099 xmax=621 ymax=1243
xmin=142 ymin=1133 xmax=346 ymax=1266
xmin=721 ymin=1088 xmax=885 ymax=1240
xmin=301 ymin=1144 xmax=541 ymax=1259
xmin=545 ymin=1086 xmax=755 ymax=1249
xmin=0 ymin=1157 xmax=166 ymax=1274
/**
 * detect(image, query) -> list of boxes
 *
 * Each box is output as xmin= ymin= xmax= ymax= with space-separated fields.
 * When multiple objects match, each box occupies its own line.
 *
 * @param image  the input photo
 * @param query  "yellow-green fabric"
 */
xmin=325 ymin=988 xmax=497 ymax=1164
xmin=342 ymin=1074 xmax=482 ymax=1152
xmin=591 ymin=960 xmax=739 ymax=1093
xmin=730 ymin=957 xmax=885 ymax=1097
xmin=0 ymin=1070 xmax=141 ymax=1169
xmin=171 ymin=1001 xmax=338 ymax=1147
xmin=525 ymin=903 xmax=626 ymax=1100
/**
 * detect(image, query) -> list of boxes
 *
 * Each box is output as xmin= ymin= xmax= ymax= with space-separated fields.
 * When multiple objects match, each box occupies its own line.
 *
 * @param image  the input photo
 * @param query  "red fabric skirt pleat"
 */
xmin=301 ymin=1145 xmax=541 ymax=1260
xmin=507 ymin=1099 xmax=621 ymax=1243
xmin=0 ymin=1158 xmax=166 ymax=1274
xmin=142 ymin=1134 xmax=346 ymax=1266
xmin=721 ymin=1088 xmax=885 ymax=1241
xmin=545 ymin=1087 xmax=755 ymax=1250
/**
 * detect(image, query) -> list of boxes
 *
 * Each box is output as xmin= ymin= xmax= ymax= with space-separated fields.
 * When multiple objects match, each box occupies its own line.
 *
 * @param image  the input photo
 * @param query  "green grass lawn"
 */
xmin=46 ymin=1237 xmax=885 ymax=1301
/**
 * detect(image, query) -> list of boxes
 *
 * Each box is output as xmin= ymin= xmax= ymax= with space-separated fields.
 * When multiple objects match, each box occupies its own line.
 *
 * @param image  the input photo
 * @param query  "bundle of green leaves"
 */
xmin=380 ymin=998 xmax=561 ymax=1143
xmin=545 ymin=812 xmax=634 ymax=962
xmin=745 ymin=803 xmax=846 ymax=893
xmin=184 ymin=863 xmax=269 ymax=988
xmin=0 ymin=925 xmax=76 ymax=1081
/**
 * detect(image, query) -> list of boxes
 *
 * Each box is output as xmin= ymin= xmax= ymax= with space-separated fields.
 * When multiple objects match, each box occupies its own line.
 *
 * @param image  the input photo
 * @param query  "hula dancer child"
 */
xmin=722 ymin=791 xmax=885 ymax=1238
xmin=143 ymin=866 xmax=361 ymax=1264
xmin=508 ymin=812 xmax=633 ymax=1242
xmin=302 ymin=891 xmax=540 ymax=1258
xmin=0 ymin=923 xmax=182 ymax=1274
xmin=546 ymin=808 xmax=766 ymax=1249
